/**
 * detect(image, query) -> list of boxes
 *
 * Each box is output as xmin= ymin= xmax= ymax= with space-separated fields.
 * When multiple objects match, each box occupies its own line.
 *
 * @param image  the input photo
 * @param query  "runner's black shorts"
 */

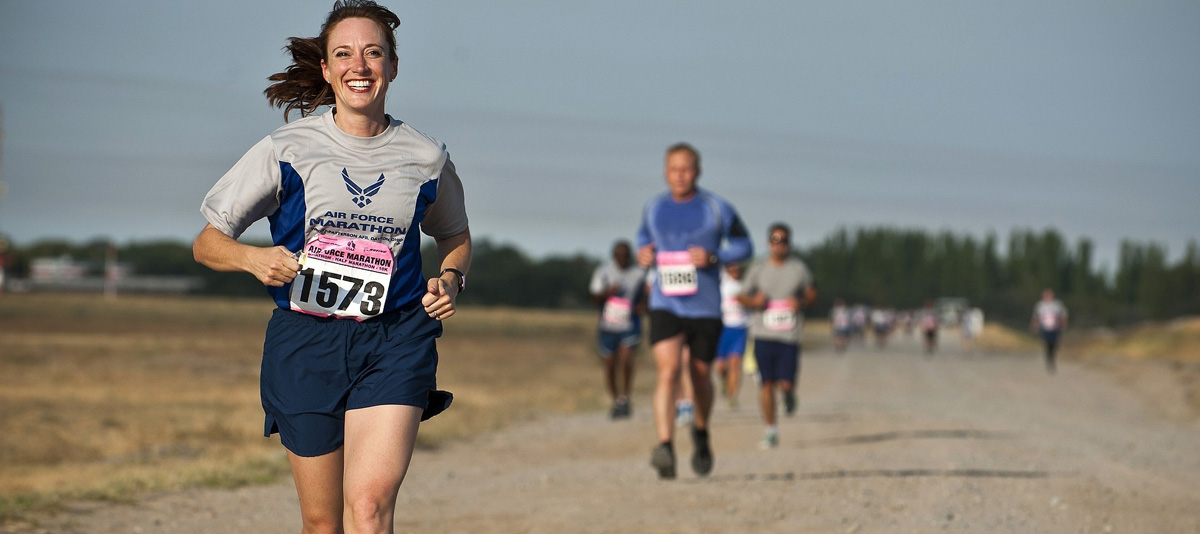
xmin=260 ymin=304 xmax=453 ymax=457
xmin=648 ymin=310 xmax=723 ymax=363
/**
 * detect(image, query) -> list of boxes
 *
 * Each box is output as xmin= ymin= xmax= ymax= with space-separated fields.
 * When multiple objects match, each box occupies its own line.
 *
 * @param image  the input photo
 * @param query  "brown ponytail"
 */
xmin=263 ymin=0 xmax=401 ymax=121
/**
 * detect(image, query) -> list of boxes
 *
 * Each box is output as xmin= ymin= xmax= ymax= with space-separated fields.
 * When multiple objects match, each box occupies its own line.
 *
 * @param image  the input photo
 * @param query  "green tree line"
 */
xmin=0 ymin=237 xmax=598 ymax=310
xmin=3 ymin=228 xmax=1197 ymax=327
xmin=805 ymin=227 xmax=1200 ymax=327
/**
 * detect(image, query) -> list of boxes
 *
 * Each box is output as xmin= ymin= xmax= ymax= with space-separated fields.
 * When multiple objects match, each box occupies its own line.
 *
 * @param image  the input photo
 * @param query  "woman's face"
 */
xmin=321 ymin=17 xmax=397 ymax=120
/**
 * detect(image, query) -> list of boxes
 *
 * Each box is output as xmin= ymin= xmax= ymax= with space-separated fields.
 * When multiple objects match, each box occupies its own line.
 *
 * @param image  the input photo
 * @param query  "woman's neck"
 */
xmin=332 ymin=108 xmax=389 ymax=137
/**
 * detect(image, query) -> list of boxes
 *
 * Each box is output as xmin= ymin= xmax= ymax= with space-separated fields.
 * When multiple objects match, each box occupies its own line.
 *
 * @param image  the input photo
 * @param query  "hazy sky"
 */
xmin=1 ymin=1 xmax=1197 ymax=269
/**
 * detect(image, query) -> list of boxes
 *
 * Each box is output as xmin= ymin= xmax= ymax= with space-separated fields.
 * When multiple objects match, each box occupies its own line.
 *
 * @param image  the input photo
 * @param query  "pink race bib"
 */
xmin=656 ymin=251 xmax=698 ymax=296
xmin=290 ymin=234 xmax=393 ymax=320
xmin=763 ymin=300 xmax=797 ymax=332
xmin=602 ymin=296 xmax=634 ymax=331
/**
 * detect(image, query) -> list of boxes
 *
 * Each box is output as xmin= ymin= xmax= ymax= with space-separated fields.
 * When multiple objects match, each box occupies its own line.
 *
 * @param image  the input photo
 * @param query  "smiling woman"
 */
xmin=190 ymin=1 xmax=473 ymax=532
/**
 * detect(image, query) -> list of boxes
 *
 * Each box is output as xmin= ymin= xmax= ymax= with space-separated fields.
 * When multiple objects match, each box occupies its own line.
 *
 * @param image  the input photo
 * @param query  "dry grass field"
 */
xmin=1065 ymin=316 xmax=1200 ymax=363
xmin=1063 ymin=316 xmax=1200 ymax=417
xmin=0 ymin=293 xmax=630 ymax=522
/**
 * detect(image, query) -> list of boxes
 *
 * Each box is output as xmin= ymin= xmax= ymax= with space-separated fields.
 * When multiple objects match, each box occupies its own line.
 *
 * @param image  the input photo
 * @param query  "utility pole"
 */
xmin=0 ymin=105 xmax=8 ymax=294
xmin=0 ymin=105 xmax=7 ymax=223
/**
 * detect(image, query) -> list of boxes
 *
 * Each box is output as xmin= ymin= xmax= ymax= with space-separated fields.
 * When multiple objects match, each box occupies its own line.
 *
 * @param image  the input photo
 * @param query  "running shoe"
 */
xmin=674 ymin=400 xmax=694 ymax=427
xmin=783 ymin=390 xmax=797 ymax=416
xmin=759 ymin=427 xmax=779 ymax=450
xmin=610 ymin=396 xmax=631 ymax=419
xmin=650 ymin=443 xmax=676 ymax=479
xmin=691 ymin=426 xmax=713 ymax=476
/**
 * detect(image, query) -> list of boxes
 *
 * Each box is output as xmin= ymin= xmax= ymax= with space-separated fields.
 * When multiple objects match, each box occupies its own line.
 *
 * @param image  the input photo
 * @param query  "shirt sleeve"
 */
xmin=588 ymin=267 xmax=607 ymax=296
xmin=740 ymin=263 xmax=761 ymax=296
xmin=796 ymin=262 xmax=814 ymax=296
xmin=200 ymin=136 xmax=282 ymax=238
xmin=716 ymin=205 xmax=753 ymax=264
xmin=421 ymin=156 xmax=470 ymax=239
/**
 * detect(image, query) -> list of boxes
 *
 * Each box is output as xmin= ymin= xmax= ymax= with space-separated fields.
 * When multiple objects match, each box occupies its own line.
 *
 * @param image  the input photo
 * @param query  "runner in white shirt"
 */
xmin=830 ymin=299 xmax=851 ymax=353
xmin=870 ymin=307 xmax=895 ymax=348
xmin=193 ymin=3 xmax=471 ymax=531
xmin=588 ymin=240 xmax=646 ymax=418
xmin=715 ymin=262 xmax=749 ymax=409
xmin=1031 ymin=289 xmax=1068 ymax=374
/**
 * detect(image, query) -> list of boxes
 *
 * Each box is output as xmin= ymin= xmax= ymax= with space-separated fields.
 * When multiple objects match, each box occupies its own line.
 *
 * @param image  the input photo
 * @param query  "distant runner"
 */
xmin=588 ymin=240 xmax=646 ymax=419
xmin=830 ymin=298 xmax=851 ymax=353
xmin=738 ymin=223 xmax=815 ymax=449
xmin=961 ymin=307 xmax=984 ymax=350
xmin=871 ymin=307 xmax=895 ymax=348
xmin=637 ymin=142 xmax=753 ymax=479
xmin=1031 ymin=289 xmax=1068 ymax=374
xmin=920 ymin=301 xmax=939 ymax=355
xmin=715 ymin=262 xmax=749 ymax=409
xmin=851 ymin=305 xmax=868 ymax=342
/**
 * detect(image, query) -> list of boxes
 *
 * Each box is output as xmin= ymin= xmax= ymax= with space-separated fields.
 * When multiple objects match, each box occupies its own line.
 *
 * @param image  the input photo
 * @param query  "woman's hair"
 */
xmin=264 ymin=0 xmax=402 ymax=121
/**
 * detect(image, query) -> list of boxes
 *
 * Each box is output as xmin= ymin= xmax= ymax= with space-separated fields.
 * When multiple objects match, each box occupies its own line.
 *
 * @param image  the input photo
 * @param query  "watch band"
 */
xmin=440 ymin=268 xmax=466 ymax=293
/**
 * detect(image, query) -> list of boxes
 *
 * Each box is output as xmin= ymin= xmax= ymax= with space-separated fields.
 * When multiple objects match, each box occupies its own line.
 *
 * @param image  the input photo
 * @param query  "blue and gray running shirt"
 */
xmin=636 ymin=188 xmax=753 ymax=319
xmin=201 ymin=111 xmax=468 ymax=313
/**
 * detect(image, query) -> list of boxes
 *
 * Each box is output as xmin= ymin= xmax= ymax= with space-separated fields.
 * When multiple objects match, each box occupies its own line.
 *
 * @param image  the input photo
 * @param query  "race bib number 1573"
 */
xmin=290 ymin=234 xmax=393 ymax=320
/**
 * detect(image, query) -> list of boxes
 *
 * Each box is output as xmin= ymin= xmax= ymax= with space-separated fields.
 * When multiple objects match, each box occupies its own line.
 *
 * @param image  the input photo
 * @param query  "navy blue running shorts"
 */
xmin=597 ymin=327 xmax=641 ymax=357
xmin=648 ymin=310 xmax=723 ymax=363
xmin=754 ymin=339 xmax=800 ymax=383
xmin=260 ymin=305 xmax=453 ymax=457
xmin=1040 ymin=329 xmax=1060 ymax=347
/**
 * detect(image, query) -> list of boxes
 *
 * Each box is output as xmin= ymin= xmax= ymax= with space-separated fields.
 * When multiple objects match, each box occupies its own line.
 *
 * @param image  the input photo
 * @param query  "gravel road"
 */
xmin=18 ymin=333 xmax=1200 ymax=533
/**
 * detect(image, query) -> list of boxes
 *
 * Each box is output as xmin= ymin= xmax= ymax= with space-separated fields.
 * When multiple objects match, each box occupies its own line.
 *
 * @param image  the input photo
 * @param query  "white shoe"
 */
xmin=758 ymin=428 xmax=778 ymax=450
xmin=674 ymin=401 xmax=694 ymax=427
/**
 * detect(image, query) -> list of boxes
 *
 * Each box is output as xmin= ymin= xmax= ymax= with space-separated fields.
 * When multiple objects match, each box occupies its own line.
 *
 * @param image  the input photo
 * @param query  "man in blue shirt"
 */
xmin=637 ymin=143 xmax=753 ymax=479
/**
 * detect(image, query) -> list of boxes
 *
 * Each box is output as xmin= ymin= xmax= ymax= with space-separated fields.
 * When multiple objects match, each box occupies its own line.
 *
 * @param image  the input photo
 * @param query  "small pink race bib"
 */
xmin=601 ymin=296 xmax=634 ymax=331
xmin=762 ymin=300 xmax=797 ymax=332
xmin=656 ymin=251 xmax=698 ymax=296
xmin=1039 ymin=312 xmax=1059 ymax=330
xmin=722 ymin=296 xmax=747 ymax=326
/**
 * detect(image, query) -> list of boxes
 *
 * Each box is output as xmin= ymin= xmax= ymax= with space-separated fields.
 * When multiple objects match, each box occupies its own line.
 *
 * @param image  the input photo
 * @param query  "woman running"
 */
xmin=193 ymin=2 xmax=471 ymax=531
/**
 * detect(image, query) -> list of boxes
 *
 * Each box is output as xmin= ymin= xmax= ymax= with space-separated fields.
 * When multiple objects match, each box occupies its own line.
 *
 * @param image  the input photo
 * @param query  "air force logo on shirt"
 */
xmin=343 ymin=168 xmax=385 ymax=208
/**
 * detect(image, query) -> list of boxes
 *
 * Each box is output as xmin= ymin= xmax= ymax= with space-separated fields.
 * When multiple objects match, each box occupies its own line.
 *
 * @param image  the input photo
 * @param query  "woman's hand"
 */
xmin=246 ymin=246 xmax=301 ymax=287
xmin=422 ymin=276 xmax=459 ymax=321
xmin=193 ymin=223 xmax=298 ymax=287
